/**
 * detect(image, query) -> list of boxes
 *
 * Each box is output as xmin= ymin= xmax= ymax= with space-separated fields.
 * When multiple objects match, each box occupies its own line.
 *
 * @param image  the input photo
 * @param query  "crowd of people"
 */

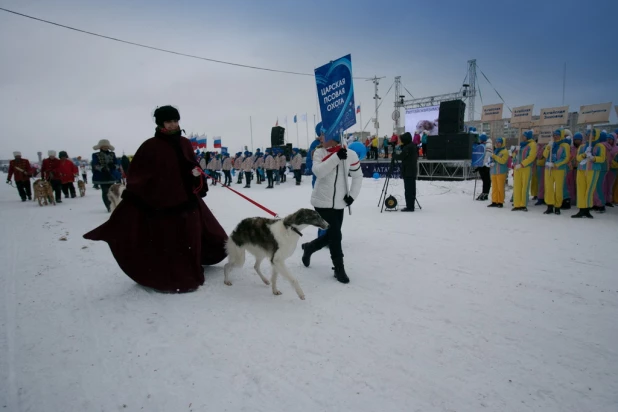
xmin=195 ymin=146 xmax=304 ymax=189
xmin=473 ymin=128 xmax=618 ymax=218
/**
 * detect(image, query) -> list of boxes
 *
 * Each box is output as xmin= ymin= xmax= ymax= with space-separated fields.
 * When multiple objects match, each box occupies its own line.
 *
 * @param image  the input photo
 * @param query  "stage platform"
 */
xmin=360 ymin=159 xmax=473 ymax=181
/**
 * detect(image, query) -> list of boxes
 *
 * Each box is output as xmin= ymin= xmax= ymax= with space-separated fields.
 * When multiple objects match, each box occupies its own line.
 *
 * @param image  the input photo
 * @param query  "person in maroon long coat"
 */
xmin=83 ymin=106 xmax=228 ymax=293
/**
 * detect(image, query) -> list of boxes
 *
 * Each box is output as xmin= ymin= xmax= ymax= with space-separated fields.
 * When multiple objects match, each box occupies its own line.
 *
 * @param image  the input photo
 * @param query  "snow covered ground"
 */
xmin=1 ymin=176 xmax=617 ymax=412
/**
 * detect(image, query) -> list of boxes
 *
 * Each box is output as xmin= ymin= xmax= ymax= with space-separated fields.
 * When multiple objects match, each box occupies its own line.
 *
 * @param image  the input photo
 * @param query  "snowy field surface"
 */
xmin=1 ymin=176 xmax=617 ymax=412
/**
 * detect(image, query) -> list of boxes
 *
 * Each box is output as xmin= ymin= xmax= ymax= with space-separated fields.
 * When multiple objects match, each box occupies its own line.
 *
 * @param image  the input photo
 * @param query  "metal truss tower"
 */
xmin=393 ymin=76 xmax=402 ymax=132
xmin=465 ymin=59 xmax=477 ymax=122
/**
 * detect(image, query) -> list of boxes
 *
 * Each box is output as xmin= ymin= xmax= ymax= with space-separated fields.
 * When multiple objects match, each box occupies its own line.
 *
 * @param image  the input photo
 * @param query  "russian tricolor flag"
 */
xmin=213 ymin=137 xmax=222 ymax=148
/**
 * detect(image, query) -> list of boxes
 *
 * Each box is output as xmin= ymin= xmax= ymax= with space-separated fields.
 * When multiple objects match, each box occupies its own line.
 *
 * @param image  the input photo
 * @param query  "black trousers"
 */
xmin=100 ymin=183 xmax=112 ymax=210
xmin=294 ymin=170 xmax=301 ymax=183
xmin=81 ymin=173 xmax=88 ymax=183
xmin=309 ymin=208 xmax=344 ymax=260
xmin=479 ymin=166 xmax=491 ymax=194
xmin=280 ymin=167 xmax=286 ymax=182
xmin=50 ymin=179 xmax=62 ymax=201
xmin=244 ymin=171 xmax=252 ymax=186
xmin=223 ymin=170 xmax=231 ymax=186
xmin=15 ymin=180 xmax=32 ymax=200
xmin=403 ymin=178 xmax=417 ymax=210
xmin=62 ymin=182 xmax=76 ymax=198
xmin=384 ymin=146 xmax=389 ymax=158
xmin=266 ymin=170 xmax=274 ymax=187
xmin=237 ymin=170 xmax=243 ymax=183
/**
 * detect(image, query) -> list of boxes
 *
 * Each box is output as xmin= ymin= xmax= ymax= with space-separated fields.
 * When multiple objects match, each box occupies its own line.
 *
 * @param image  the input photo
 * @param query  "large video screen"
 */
xmin=405 ymin=106 xmax=439 ymax=135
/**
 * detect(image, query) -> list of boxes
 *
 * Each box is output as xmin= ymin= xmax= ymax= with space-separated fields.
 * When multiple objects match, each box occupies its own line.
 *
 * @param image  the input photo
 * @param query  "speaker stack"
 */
xmin=426 ymin=99 xmax=472 ymax=160
xmin=271 ymin=126 xmax=285 ymax=147
xmin=438 ymin=100 xmax=466 ymax=134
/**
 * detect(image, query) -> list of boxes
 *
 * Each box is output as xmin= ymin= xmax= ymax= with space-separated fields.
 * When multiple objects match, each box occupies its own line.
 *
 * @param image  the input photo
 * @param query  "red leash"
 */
xmin=198 ymin=171 xmax=278 ymax=217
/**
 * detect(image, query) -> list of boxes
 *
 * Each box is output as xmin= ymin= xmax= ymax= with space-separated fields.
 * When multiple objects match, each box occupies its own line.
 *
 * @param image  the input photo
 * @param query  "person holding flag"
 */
xmin=301 ymin=133 xmax=363 ymax=284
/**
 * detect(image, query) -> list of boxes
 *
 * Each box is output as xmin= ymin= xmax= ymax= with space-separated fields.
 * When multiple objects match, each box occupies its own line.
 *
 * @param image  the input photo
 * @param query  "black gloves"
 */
xmin=344 ymin=195 xmax=354 ymax=206
xmin=337 ymin=148 xmax=348 ymax=160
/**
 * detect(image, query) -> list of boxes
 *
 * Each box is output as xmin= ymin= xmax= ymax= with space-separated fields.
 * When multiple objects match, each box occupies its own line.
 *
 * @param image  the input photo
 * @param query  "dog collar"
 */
xmin=287 ymin=225 xmax=303 ymax=237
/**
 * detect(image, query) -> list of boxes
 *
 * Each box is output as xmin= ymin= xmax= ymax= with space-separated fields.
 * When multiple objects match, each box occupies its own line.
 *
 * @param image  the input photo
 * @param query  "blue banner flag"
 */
xmin=314 ymin=54 xmax=356 ymax=142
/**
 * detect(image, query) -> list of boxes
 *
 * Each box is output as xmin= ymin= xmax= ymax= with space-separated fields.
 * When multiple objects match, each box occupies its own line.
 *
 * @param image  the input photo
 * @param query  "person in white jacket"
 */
xmin=301 ymin=136 xmax=363 ymax=283
xmin=476 ymin=133 xmax=493 ymax=201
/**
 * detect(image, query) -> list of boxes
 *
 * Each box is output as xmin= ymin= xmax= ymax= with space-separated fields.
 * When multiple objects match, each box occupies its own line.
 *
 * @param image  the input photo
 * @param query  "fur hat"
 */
xmin=48 ymin=150 xmax=57 ymax=157
xmin=13 ymin=151 xmax=21 ymax=157
xmin=58 ymin=151 xmax=68 ymax=159
xmin=563 ymin=129 xmax=572 ymax=138
xmin=153 ymin=105 xmax=180 ymax=127
xmin=523 ymin=130 xmax=534 ymax=140
xmin=93 ymin=139 xmax=115 ymax=151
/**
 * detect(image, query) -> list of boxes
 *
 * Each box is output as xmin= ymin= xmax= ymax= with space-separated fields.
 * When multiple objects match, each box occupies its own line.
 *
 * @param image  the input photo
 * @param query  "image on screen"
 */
xmin=404 ymin=106 xmax=439 ymax=135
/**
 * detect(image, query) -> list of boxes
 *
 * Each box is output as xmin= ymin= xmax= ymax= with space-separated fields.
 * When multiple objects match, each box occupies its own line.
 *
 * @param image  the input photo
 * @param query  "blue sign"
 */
xmin=314 ymin=54 xmax=356 ymax=142
xmin=472 ymin=143 xmax=485 ymax=167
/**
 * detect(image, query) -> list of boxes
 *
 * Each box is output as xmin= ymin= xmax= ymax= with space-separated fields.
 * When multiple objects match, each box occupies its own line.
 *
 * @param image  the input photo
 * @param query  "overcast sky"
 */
xmin=1 ymin=0 xmax=617 ymax=161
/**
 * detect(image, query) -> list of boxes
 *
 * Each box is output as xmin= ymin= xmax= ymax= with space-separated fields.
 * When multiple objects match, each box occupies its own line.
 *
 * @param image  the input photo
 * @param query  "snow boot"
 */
xmin=475 ymin=193 xmax=485 ymax=201
xmin=543 ymin=205 xmax=554 ymax=214
xmin=497 ymin=203 xmax=503 ymax=208
xmin=301 ymin=242 xmax=316 ymax=267
xmin=605 ymin=202 xmax=614 ymax=207
xmin=487 ymin=202 xmax=499 ymax=207
xmin=598 ymin=206 xmax=606 ymax=213
xmin=554 ymin=207 xmax=561 ymax=215
xmin=332 ymin=258 xmax=350 ymax=284
xmin=561 ymin=199 xmax=571 ymax=210
xmin=572 ymin=208 xmax=594 ymax=219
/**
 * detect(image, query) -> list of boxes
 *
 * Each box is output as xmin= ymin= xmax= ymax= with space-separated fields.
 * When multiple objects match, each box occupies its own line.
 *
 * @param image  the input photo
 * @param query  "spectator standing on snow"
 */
xmin=42 ymin=150 xmax=63 ymax=203
xmin=90 ymin=139 xmax=120 ymax=212
xmin=6 ymin=151 xmax=32 ymax=202
xmin=301 ymin=134 xmax=363 ymax=284
xmin=57 ymin=151 xmax=78 ymax=199
xmin=291 ymin=148 xmax=303 ymax=185
xmin=394 ymin=132 xmax=418 ymax=212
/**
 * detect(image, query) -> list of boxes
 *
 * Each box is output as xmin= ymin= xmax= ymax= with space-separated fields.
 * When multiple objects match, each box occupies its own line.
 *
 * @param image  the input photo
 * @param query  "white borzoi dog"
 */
xmin=224 ymin=208 xmax=329 ymax=300
xmin=107 ymin=183 xmax=126 ymax=213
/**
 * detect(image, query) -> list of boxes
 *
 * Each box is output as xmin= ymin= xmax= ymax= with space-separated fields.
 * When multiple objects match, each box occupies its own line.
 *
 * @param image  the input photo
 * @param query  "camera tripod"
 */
xmin=377 ymin=156 xmax=422 ymax=213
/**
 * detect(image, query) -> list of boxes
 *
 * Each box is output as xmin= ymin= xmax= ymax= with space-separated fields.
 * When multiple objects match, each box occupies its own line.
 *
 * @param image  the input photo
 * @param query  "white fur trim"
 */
xmin=13 ymin=151 xmax=21 ymax=157
xmin=48 ymin=150 xmax=56 ymax=157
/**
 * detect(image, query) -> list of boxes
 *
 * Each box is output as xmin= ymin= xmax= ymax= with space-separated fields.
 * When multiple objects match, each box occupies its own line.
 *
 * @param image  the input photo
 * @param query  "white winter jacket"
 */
xmin=311 ymin=145 xmax=363 ymax=209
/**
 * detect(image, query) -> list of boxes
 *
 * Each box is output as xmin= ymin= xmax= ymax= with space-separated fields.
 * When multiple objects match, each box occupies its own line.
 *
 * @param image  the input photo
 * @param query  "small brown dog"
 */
xmin=32 ymin=179 xmax=55 ymax=206
xmin=77 ymin=180 xmax=86 ymax=197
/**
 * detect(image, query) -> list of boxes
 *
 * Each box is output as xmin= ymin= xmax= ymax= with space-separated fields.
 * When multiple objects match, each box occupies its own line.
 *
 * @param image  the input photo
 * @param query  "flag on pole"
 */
xmin=197 ymin=134 xmax=207 ymax=149
xmin=275 ymin=118 xmax=279 ymax=126
xmin=213 ymin=137 xmax=222 ymax=148
xmin=189 ymin=134 xmax=198 ymax=150
xmin=356 ymin=105 xmax=361 ymax=114
xmin=294 ymin=114 xmax=297 ymax=123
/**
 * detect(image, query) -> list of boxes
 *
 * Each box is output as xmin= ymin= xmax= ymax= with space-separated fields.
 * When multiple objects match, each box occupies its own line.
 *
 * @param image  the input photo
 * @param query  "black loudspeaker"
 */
xmin=426 ymin=133 xmax=475 ymax=160
xmin=271 ymin=126 xmax=285 ymax=146
xmin=439 ymin=100 xmax=466 ymax=134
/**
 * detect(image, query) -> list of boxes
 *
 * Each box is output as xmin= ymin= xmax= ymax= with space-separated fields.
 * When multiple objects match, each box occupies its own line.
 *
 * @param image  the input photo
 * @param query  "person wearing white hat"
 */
xmin=7 ymin=151 xmax=32 ymax=201
xmin=91 ymin=139 xmax=120 ymax=212
xmin=41 ymin=150 xmax=63 ymax=203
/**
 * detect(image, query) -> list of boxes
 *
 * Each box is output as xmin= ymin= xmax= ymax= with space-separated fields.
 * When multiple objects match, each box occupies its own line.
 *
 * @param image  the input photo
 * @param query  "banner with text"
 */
xmin=481 ymin=103 xmax=504 ymax=122
xmin=577 ymin=102 xmax=612 ymax=124
xmin=539 ymin=106 xmax=569 ymax=126
xmin=315 ymin=54 xmax=356 ymax=142
xmin=537 ymin=127 xmax=554 ymax=144
xmin=510 ymin=104 xmax=534 ymax=125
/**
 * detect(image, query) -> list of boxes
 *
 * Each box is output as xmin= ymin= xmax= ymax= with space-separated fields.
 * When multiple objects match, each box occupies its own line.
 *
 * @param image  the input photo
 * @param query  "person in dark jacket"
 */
xmin=394 ymin=132 xmax=418 ymax=211
xmin=90 ymin=139 xmax=120 ymax=211
xmin=83 ymin=105 xmax=227 ymax=293
xmin=7 ymin=151 xmax=32 ymax=201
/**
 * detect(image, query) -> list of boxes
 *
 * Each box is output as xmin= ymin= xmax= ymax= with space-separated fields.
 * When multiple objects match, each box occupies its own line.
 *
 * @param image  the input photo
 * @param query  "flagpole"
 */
xmin=360 ymin=103 xmax=363 ymax=135
xmin=305 ymin=113 xmax=309 ymax=148
xmin=296 ymin=117 xmax=299 ymax=147
xmin=250 ymin=116 xmax=254 ymax=151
